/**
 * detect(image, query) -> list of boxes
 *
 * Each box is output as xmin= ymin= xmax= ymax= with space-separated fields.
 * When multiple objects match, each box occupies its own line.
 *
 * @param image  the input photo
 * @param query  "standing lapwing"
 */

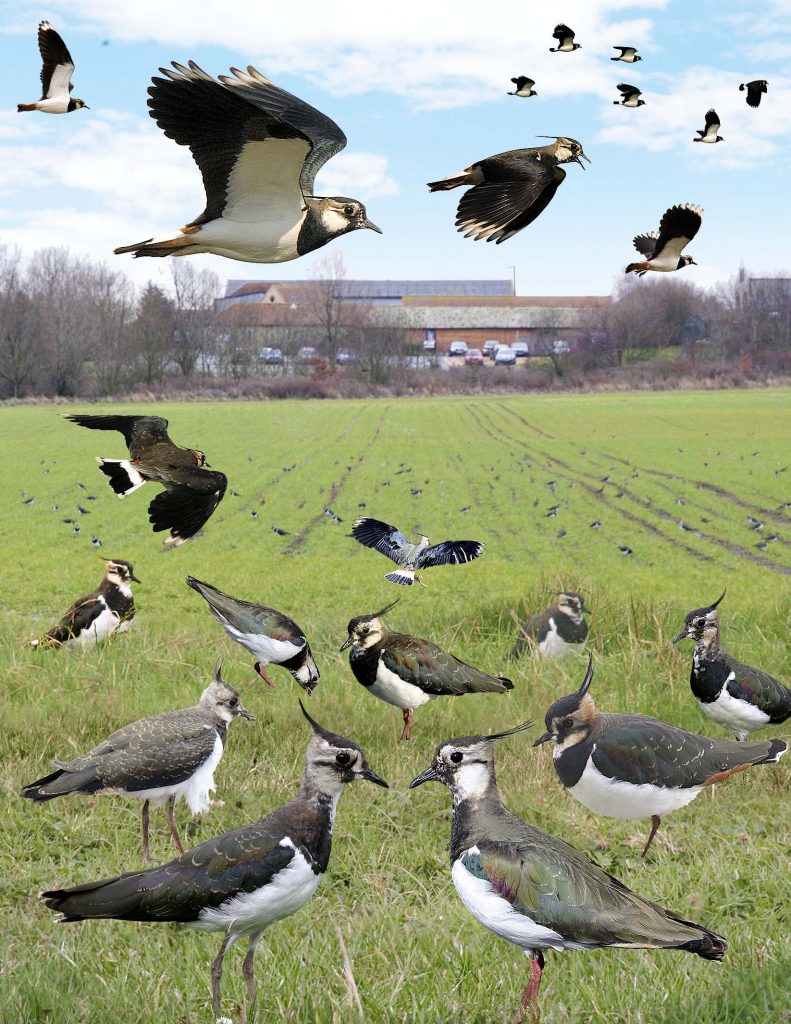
xmin=113 ymin=62 xmax=381 ymax=261
xmin=340 ymin=601 xmax=512 ymax=740
xmin=186 ymin=576 xmax=320 ymax=692
xmin=17 ymin=21 xmax=88 ymax=114
xmin=740 ymin=80 xmax=768 ymax=107
xmin=508 ymin=76 xmax=537 ymax=98
xmin=611 ymin=46 xmax=642 ymax=63
xmin=694 ymin=109 xmax=723 ymax=143
xmin=673 ymin=592 xmax=791 ymax=740
xmin=410 ymin=725 xmax=726 ymax=1023
xmin=509 ymin=591 xmax=589 ymax=659
xmin=549 ymin=24 xmax=581 ymax=52
xmin=613 ymin=83 xmax=645 ymax=107
xmin=41 ymin=704 xmax=387 ymax=1022
xmin=22 ymin=662 xmax=253 ymax=862
xmin=66 ymin=414 xmax=227 ymax=546
xmin=625 ymin=204 xmax=702 ymax=276
xmin=534 ymin=657 xmax=787 ymax=856
xmin=428 ymin=137 xmax=589 ymax=244
xmin=351 ymin=516 xmax=484 ymax=586
xmin=28 ymin=558 xmax=139 ymax=647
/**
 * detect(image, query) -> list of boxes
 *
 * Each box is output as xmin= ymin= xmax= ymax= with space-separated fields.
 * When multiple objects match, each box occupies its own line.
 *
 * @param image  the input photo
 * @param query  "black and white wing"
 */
xmin=510 ymin=76 xmax=535 ymax=91
xmin=700 ymin=109 xmax=721 ymax=138
xmin=617 ymin=83 xmax=641 ymax=100
xmin=552 ymin=24 xmax=575 ymax=47
xmin=147 ymin=469 xmax=228 ymax=545
xmin=43 ymin=595 xmax=102 ymax=645
xmin=455 ymin=159 xmax=565 ymax=243
xmin=651 ymin=204 xmax=703 ymax=262
xmin=38 ymin=21 xmax=75 ymax=101
xmin=415 ymin=539 xmax=484 ymax=568
xmin=632 ymin=231 xmax=659 ymax=257
xmin=612 ymin=46 xmax=636 ymax=59
xmin=351 ymin=517 xmax=412 ymax=564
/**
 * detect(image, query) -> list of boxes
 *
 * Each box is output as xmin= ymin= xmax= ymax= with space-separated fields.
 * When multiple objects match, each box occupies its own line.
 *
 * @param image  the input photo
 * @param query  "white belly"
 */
xmin=566 ymin=756 xmax=701 ymax=820
xmin=223 ymin=626 xmax=303 ymax=666
xmin=70 ymin=606 xmax=125 ymax=646
xmin=368 ymin=663 xmax=434 ymax=710
xmin=124 ymin=732 xmax=223 ymax=812
xmin=193 ymin=216 xmax=304 ymax=262
xmin=538 ymin=621 xmax=581 ymax=658
xmin=698 ymin=676 xmax=770 ymax=736
xmin=35 ymin=98 xmax=71 ymax=114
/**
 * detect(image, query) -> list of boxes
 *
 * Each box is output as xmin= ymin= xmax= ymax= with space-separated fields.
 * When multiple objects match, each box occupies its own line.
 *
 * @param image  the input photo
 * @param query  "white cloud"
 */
xmin=315 ymin=152 xmax=400 ymax=198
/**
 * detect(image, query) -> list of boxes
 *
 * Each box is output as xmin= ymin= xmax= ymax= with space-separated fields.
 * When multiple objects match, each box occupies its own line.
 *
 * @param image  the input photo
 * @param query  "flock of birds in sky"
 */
xmin=19 ymin=406 xmax=791 ymax=1022
xmin=15 ymin=20 xmax=771 ymax=277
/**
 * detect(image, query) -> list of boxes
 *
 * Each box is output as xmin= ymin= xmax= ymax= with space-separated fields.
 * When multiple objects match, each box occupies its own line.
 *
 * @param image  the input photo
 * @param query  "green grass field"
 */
xmin=2 ymin=390 xmax=789 ymax=1024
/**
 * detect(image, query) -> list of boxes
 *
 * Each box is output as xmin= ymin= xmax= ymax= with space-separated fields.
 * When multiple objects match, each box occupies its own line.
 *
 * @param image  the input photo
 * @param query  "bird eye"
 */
xmin=344 ymin=205 xmax=355 ymax=217
xmin=336 ymin=752 xmax=351 ymax=766
xmin=694 ymin=618 xmax=705 ymax=627
xmin=228 ymin=697 xmax=238 ymax=708
xmin=450 ymin=751 xmax=463 ymax=764
xmin=562 ymin=717 xmax=574 ymax=729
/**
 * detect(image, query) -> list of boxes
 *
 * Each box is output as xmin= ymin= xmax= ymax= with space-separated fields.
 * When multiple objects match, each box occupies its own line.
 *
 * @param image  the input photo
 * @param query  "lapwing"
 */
xmin=410 ymin=725 xmax=726 ymax=1023
xmin=351 ymin=516 xmax=483 ymax=587
xmin=614 ymin=83 xmax=645 ymax=107
xmin=186 ymin=576 xmax=320 ymax=692
xmin=427 ymin=137 xmax=589 ymax=244
xmin=17 ymin=21 xmax=88 ymax=114
xmin=340 ymin=601 xmax=512 ymax=740
xmin=66 ymin=414 xmax=227 ymax=546
xmin=534 ymin=656 xmax=787 ymax=856
xmin=509 ymin=591 xmax=589 ymax=659
xmin=549 ymin=24 xmax=581 ymax=52
xmin=113 ymin=62 xmax=381 ymax=262
xmin=41 ymin=703 xmax=387 ymax=1022
xmin=694 ymin=109 xmax=723 ymax=143
xmin=625 ymin=204 xmax=702 ymax=276
xmin=740 ymin=80 xmax=768 ymax=108
xmin=611 ymin=46 xmax=642 ymax=63
xmin=28 ymin=558 xmax=138 ymax=648
xmin=23 ymin=661 xmax=252 ymax=862
xmin=673 ymin=592 xmax=791 ymax=740
xmin=508 ymin=76 xmax=537 ymax=98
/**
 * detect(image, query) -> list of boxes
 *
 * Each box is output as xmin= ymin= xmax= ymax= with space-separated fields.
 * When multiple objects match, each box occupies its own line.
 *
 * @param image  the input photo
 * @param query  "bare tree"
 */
xmin=89 ymin=265 xmax=136 ymax=395
xmin=307 ymin=252 xmax=361 ymax=366
xmin=355 ymin=311 xmax=406 ymax=384
xmin=133 ymin=283 xmax=175 ymax=384
xmin=0 ymin=247 xmax=40 ymax=397
xmin=169 ymin=262 xmax=221 ymax=376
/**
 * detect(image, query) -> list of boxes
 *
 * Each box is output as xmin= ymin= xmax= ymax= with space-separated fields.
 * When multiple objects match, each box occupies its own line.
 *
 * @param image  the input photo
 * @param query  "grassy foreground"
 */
xmin=1 ymin=390 xmax=789 ymax=1024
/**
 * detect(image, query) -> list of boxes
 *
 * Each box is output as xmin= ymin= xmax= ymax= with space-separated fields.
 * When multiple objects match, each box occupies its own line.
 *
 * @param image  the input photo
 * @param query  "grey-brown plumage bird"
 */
xmin=509 ymin=591 xmax=589 ymax=659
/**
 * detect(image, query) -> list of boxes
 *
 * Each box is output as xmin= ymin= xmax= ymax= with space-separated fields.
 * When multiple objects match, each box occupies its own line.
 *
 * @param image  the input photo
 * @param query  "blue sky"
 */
xmin=0 ymin=0 xmax=788 ymax=295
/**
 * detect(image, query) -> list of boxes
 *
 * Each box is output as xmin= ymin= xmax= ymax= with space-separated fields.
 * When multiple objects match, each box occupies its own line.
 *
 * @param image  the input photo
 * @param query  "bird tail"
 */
xmin=113 ymin=235 xmax=197 ymax=258
xmin=625 ymin=262 xmax=648 ymax=276
xmin=17 ymin=103 xmax=37 ymax=112
xmin=497 ymin=676 xmax=514 ymax=691
xmin=680 ymin=928 xmax=727 ymax=962
xmin=755 ymin=738 xmax=787 ymax=764
xmin=384 ymin=569 xmax=415 ymax=586
xmin=41 ymin=870 xmax=153 ymax=922
xmin=427 ymin=173 xmax=470 ymax=192
xmin=96 ymin=459 xmax=147 ymax=498
xmin=21 ymin=766 xmax=101 ymax=802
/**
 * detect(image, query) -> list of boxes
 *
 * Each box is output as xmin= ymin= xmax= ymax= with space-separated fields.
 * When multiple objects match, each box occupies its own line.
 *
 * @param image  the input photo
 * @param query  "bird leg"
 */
xmin=257 ymin=663 xmax=277 ymax=689
xmin=167 ymin=794 xmax=185 ymax=854
xmin=240 ymin=933 xmax=262 ymax=1024
xmin=211 ymin=933 xmax=233 ymax=1021
xmin=400 ymin=708 xmax=413 ymax=741
xmin=641 ymin=815 xmax=662 ymax=858
xmin=516 ymin=951 xmax=544 ymax=1023
xmin=141 ymin=800 xmax=153 ymax=863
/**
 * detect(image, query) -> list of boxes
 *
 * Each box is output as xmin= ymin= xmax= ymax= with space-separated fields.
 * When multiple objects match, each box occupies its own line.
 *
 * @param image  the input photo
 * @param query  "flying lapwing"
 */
xmin=625 ymin=204 xmax=702 ymax=276
xmin=611 ymin=46 xmax=642 ymax=63
xmin=740 ymin=80 xmax=768 ymax=108
xmin=549 ymin=24 xmax=581 ymax=52
xmin=694 ymin=109 xmax=723 ymax=143
xmin=673 ymin=592 xmax=791 ymax=740
xmin=509 ymin=591 xmax=589 ymax=659
xmin=508 ymin=76 xmax=537 ymax=98
xmin=410 ymin=724 xmax=726 ymax=1023
xmin=186 ymin=576 xmax=320 ymax=692
xmin=351 ymin=516 xmax=484 ymax=586
xmin=28 ymin=558 xmax=139 ymax=647
xmin=340 ymin=601 xmax=512 ymax=740
xmin=113 ymin=62 xmax=381 ymax=261
xmin=66 ymin=414 xmax=227 ymax=546
xmin=41 ymin=704 xmax=388 ymax=1022
xmin=427 ymin=137 xmax=589 ymax=244
xmin=17 ymin=21 xmax=88 ymax=114
xmin=613 ymin=83 xmax=645 ymax=107
xmin=22 ymin=662 xmax=253 ymax=862
xmin=534 ymin=657 xmax=787 ymax=856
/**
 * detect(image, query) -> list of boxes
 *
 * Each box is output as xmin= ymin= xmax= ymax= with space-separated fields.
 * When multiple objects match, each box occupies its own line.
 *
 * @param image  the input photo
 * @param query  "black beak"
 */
xmin=409 ymin=764 xmax=441 ymax=788
xmin=362 ymin=218 xmax=382 ymax=234
xmin=131 ymin=573 xmax=141 ymax=583
xmin=581 ymin=603 xmax=592 ymax=614
xmin=671 ymin=630 xmax=690 ymax=644
xmin=339 ymin=636 xmax=353 ymax=652
xmin=532 ymin=731 xmax=553 ymax=746
xmin=238 ymin=705 xmax=255 ymax=721
xmin=361 ymin=765 xmax=389 ymax=788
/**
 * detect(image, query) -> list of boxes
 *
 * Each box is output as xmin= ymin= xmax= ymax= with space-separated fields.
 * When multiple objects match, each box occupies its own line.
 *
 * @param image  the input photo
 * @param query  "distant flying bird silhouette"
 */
xmin=17 ymin=21 xmax=88 ymax=114
xmin=611 ymin=46 xmax=641 ymax=63
xmin=614 ymin=83 xmax=645 ymax=107
xmin=508 ymin=76 xmax=537 ymax=98
xmin=549 ymin=24 xmax=580 ymax=52
xmin=694 ymin=110 xmax=723 ymax=144
xmin=740 ymin=80 xmax=768 ymax=108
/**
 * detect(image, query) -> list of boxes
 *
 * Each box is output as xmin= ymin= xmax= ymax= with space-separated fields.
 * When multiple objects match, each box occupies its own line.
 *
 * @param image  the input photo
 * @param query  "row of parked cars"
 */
xmin=441 ymin=338 xmax=571 ymax=365
xmin=258 ymin=346 xmax=355 ymax=365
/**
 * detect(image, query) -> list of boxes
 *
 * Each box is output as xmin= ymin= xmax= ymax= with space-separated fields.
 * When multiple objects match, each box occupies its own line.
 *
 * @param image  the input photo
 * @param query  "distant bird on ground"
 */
xmin=619 ymin=545 xmax=633 ymax=555
xmin=91 ymin=537 xmax=102 ymax=548
xmin=28 ymin=559 xmax=138 ymax=648
xmin=66 ymin=414 xmax=227 ymax=546
xmin=22 ymin=662 xmax=253 ymax=862
xmin=41 ymin=704 xmax=387 ymax=1022
xmin=611 ymin=46 xmax=642 ymax=63
xmin=272 ymin=526 xmax=290 ymax=536
xmin=694 ymin=109 xmax=723 ymax=143
xmin=22 ymin=496 xmax=34 ymax=505
xmin=535 ymin=657 xmax=787 ymax=856
xmin=510 ymin=592 xmax=589 ymax=659
xmin=341 ymin=601 xmax=512 ymax=740
xmin=614 ymin=83 xmax=645 ymax=107
xmin=410 ymin=724 xmax=726 ymax=1023
xmin=740 ymin=80 xmax=768 ymax=107
xmin=549 ymin=24 xmax=581 ymax=52
xmin=673 ymin=592 xmax=791 ymax=740
xmin=186 ymin=576 xmax=320 ymax=692
xmin=351 ymin=516 xmax=484 ymax=586
xmin=427 ymin=137 xmax=589 ymax=244
xmin=625 ymin=204 xmax=702 ymax=276
xmin=17 ymin=21 xmax=88 ymax=114
xmin=508 ymin=76 xmax=537 ymax=98
xmin=590 ymin=520 xmax=602 ymax=529
xmin=113 ymin=62 xmax=380 ymax=261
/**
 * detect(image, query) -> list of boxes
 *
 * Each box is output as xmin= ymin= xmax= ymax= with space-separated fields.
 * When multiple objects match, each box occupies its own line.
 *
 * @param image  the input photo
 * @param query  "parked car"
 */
xmin=448 ymin=341 xmax=468 ymax=357
xmin=494 ymin=345 xmax=517 ymax=366
xmin=552 ymin=339 xmax=570 ymax=354
xmin=423 ymin=336 xmax=437 ymax=352
xmin=298 ymin=345 xmax=317 ymax=360
xmin=511 ymin=340 xmax=530 ymax=357
xmin=482 ymin=340 xmax=499 ymax=358
xmin=464 ymin=348 xmax=484 ymax=366
xmin=336 ymin=349 xmax=356 ymax=364
xmin=259 ymin=347 xmax=284 ymax=364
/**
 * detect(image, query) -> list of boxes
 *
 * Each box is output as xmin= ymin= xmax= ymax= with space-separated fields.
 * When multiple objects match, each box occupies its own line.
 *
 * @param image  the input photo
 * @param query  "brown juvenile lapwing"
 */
xmin=410 ymin=724 xmax=726 ymax=1023
xmin=508 ymin=76 xmax=537 ymax=98
xmin=113 ymin=62 xmax=381 ymax=262
xmin=66 ymin=414 xmax=227 ymax=546
xmin=22 ymin=662 xmax=253 ymax=862
xmin=625 ymin=204 xmax=702 ymax=276
xmin=613 ymin=83 xmax=645 ymax=107
xmin=17 ymin=21 xmax=88 ymax=114
xmin=427 ymin=137 xmax=589 ymax=244
xmin=509 ymin=591 xmax=589 ymax=659
xmin=534 ymin=656 xmax=787 ymax=856
xmin=740 ymin=80 xmax=768 ymax=107
xmin=611 ymin=46 xmax=642 ymax=63
xmin=186 ymin=576 xmax=320 ymax=692
xmin=351 ymin=516 xmax=484 ymax=586
xmin=549 ymin=24 xmax=581 ymax=52
xmin=340 ymin=601 xmax=512 ymax=740
xmin=41 ymin=704 xmax=387 ymax=1022
xmin=694 ymin=109 xmax=723 ymax=143
xmin=673 ymin=592 xmax=791 ymax=740
xmin=28 ymin=558 xmax=138 ymax=647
